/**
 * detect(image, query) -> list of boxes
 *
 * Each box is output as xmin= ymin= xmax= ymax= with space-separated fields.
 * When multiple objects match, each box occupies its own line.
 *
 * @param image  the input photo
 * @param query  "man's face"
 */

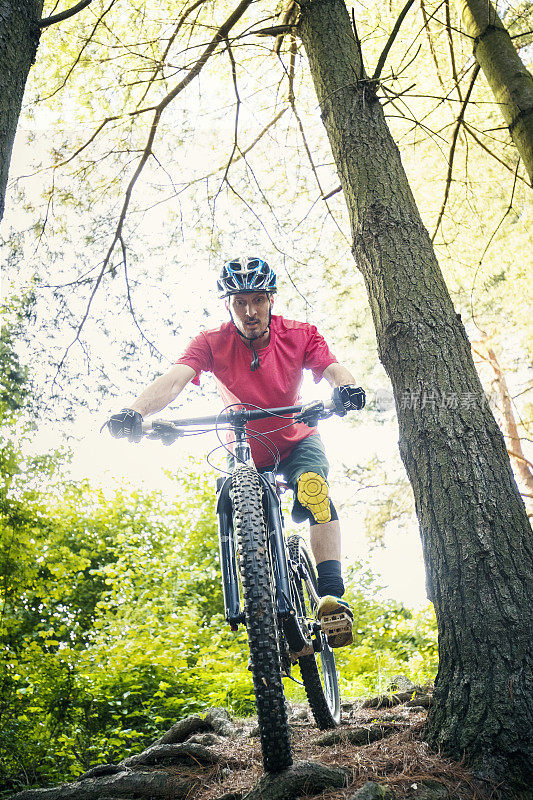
xmin=227 ymin=292 xmax=273 ymax=341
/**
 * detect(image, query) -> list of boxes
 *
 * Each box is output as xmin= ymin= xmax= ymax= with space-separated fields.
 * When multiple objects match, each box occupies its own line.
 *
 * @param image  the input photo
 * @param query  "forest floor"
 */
xmin=10 ymin=691 xmax=530 ymax=800
xmin=195 ymin=698 xmax=490 ymax=800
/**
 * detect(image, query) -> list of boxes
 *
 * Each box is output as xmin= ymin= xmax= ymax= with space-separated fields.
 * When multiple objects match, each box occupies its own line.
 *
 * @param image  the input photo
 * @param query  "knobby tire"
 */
xmin=288 ymin=535 xmax=341 ymax=729
xmin=232 ymin=465 xmax=292 ymax=772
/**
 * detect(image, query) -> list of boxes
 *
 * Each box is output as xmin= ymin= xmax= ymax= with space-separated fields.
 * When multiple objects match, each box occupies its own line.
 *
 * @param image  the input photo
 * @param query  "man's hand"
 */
xmin=332 ymin=385 xmax=366 ymax=416
xmin=106 ymin=408 xmax=143 ymax=442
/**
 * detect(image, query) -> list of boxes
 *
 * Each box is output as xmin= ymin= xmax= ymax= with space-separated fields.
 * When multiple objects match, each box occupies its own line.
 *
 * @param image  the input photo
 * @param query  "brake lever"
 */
xmin=147 ymin=421 xmax=184 ymax=445
xmin=295 ymin=401 xmax=325 ymax=428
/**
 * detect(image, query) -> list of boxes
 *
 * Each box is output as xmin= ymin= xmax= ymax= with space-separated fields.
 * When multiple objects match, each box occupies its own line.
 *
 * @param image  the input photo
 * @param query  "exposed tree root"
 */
xmin=9 ymin=770 xmax=199 ymax=800
xmin=241 ymin=759 xmax=349 ymax=800
xmin=121 ymin=742 xmax=220 ymax=768
xmin=151 ymin=713 xmax=211 ymax=745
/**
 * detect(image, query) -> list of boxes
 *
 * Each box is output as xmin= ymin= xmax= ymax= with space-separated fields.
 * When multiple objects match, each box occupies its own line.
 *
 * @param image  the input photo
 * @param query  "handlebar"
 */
xmin=142 ymin=399 xmax=339 ymax=441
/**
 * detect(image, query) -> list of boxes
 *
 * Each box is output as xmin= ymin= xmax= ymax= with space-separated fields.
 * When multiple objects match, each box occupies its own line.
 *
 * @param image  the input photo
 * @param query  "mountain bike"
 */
xmin=142 ymin=398 xmax=354 ymax=772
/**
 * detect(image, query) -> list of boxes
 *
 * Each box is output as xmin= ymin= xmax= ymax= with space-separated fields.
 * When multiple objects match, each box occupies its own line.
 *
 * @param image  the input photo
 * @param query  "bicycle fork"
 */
xmin=216 ymin=476 xmax=243 ymax=630
xmin=216 ymin=471 xmax=310 ymax=658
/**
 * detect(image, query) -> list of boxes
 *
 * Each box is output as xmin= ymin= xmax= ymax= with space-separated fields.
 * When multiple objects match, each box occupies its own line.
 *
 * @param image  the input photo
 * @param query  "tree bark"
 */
xmin=297 ymin=0 xmax=533 ymax=788
xmin=458 ymin=0 xmax=533 ymax=185
xmin=0 ymin=0 xmax=42 ymax=222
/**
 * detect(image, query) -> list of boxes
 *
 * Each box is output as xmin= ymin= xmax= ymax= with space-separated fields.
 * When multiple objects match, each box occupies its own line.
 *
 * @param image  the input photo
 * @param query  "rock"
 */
xmin=404 ymin=779 xmax=448 ymax=799
xmin=349 ymin=781 xmax=394 ymax=799
xmin=289 ymin=707 xmax=309 ymax=722
xmin=151 ymin=713 xmax=210 ymax=745
xmin=121 ymin=742 xmax=219 ymax=768
xmin=249 ymin=725 xmax=260 ymax=737
xmin=364 ymin=689 xmax=432 ymax=710
xmin=405 ymin=706 xmax=427 ymax=714
xmin=205 ymin=706 xmax=236 ymax=737
xmin=386 ymin=674 xmax=416 ymax=693
xmin=242 ymin=760 xmax=349 ymax=800
xmin=362 ymin=692 xmax=410 ymax=709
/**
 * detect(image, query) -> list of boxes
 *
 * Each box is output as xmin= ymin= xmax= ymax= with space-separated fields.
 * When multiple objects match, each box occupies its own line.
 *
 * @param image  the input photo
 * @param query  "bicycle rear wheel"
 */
xmin=232 ymin=465 xmax=292 ymax=772
xmin=288 ymin=535 xmax=341 ymax=729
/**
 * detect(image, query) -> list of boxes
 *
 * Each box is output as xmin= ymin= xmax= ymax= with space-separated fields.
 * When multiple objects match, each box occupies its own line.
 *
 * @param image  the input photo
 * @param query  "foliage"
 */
xmin=0 ymin=446 xmax=253 ymax=790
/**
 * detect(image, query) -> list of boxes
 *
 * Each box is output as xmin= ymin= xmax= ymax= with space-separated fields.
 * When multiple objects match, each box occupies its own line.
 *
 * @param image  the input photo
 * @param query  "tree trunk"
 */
xmin=0 ymin=0 xmax=42 ymax=222
xmin=297 ymin=0 xmax=533 ymax=788
xmin=458 ymin=0 xmax=533 ymax=185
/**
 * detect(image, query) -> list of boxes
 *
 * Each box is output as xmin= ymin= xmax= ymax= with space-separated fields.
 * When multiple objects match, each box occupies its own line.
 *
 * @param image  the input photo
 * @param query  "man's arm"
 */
xmin=322 ymin=362 xmax=357 ymax=387
xmin=322 ymin=363 xmax=366 ymax=413
xmin=129 ymin=364 xmax=197 ymax=418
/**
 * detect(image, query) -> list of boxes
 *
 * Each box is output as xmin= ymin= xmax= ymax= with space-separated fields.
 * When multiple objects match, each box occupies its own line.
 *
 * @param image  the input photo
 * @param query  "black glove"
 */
xmin=332 ymin=385 xmax=366 ymax=416
xmin=106 ymin=408 xmax=143 ymax=442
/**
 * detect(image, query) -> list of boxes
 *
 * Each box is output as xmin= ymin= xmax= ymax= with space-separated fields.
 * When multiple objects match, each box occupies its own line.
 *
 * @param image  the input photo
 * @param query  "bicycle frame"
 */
xmin=143 ymin=399 xmax=338 ymax=637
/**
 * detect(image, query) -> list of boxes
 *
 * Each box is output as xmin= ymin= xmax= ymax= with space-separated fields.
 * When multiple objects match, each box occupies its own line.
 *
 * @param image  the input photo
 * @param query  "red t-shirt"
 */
xmin=175 ymin=315 xmax=337 ymax=467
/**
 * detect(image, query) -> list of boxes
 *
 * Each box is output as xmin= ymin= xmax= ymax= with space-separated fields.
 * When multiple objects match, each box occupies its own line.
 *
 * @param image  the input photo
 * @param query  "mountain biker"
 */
xmin=107 ymin=256 xmax=365 ymax=647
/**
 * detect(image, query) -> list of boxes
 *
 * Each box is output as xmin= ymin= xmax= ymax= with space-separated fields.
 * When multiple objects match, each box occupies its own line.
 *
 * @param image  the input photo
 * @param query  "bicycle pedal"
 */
xmin=320 ymin=611 xmax=352 ymax=637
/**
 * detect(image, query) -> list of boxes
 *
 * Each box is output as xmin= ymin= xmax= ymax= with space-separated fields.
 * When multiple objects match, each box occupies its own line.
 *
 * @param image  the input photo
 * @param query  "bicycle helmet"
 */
xmin=217 ymin=256 xmax=277 ymax=298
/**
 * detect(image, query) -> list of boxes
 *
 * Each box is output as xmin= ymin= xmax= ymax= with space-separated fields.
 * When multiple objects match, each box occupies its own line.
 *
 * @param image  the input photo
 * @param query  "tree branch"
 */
xmin=372 ymin=0 xmax=417 ymax=82
xmin=462 ymin=120 xmax=530 ymax=185
xmin=444 ymin=0 xmax=462 ymax=101
xmin=431 ymin=63 xmax=480 ymax=242
xmin=54 ymin=0 xmax=254 ymax=375
xmin=473 ymin=336 xmax=533 ymax=492
xmin=274 ymin=1 xmax=298 ymax=55
xmin=122 ymin=239 xmax=166 ymax=360
xmin=419 ymin=0 xmax=449 ymax=97
xmin=40 ymin=0 xmax=92 ymax=28
xmin=136 ymin=0 xmax=207 ymax=108
xmin=213 ymin=38 xmax=242 ymax=207
xmin=42 ymin=0 xmax=117 ymax=100
xmin=253 ymin=24 xmax=293 ymax=36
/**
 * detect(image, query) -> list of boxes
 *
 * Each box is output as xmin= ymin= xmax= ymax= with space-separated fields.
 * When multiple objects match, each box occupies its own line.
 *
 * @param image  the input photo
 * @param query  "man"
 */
xmin=107 ymin=256 xmax=365 ymax=647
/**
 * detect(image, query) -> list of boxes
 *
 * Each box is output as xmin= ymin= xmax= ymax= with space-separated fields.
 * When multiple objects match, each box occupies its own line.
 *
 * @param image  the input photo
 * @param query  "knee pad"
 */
xmin=297 ymin=472 xmax=332 ymax=524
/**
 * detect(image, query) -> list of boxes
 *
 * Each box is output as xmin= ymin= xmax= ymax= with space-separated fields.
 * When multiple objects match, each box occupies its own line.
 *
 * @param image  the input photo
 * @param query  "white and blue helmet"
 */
xmin=217 ymin=256 xmax=277 ymax=298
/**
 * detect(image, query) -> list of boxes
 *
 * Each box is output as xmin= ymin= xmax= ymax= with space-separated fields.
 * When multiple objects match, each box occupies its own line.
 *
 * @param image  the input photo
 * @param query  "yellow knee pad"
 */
xmin=297 ymin=472 xmax=331 ymax=524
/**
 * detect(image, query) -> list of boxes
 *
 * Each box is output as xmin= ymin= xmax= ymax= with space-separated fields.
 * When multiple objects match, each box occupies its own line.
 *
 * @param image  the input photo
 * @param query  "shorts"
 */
xmin=261 ymin=434 xmax=331 ymax=523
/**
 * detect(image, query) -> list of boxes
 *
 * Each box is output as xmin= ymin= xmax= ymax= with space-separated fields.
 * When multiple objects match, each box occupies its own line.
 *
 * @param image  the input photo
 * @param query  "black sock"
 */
xmin=316 ymin=560 xmax=344 ymax=597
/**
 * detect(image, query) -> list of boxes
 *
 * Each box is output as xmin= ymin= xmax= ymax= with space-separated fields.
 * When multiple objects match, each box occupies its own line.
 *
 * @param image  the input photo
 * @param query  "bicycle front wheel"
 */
xmin=232 ymin=465 xmax=292 ymax=772
xmin=288 ymin=535 xmax=341 ymax=729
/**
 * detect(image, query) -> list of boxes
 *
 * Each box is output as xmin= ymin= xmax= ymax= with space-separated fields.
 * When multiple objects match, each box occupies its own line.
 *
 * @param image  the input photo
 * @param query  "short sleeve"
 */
xmin=175 ymin=332 xmax=213 ymax=386
xmin=303 ymin=326 xmax=337 ymax=383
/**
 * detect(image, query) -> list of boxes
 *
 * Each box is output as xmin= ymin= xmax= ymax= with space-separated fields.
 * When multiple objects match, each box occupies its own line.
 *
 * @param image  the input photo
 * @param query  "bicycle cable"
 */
xmin=212 ymin=403 xmax=288 ymax=473
xmin=211 ymin=401 xmax=312 ymax=475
